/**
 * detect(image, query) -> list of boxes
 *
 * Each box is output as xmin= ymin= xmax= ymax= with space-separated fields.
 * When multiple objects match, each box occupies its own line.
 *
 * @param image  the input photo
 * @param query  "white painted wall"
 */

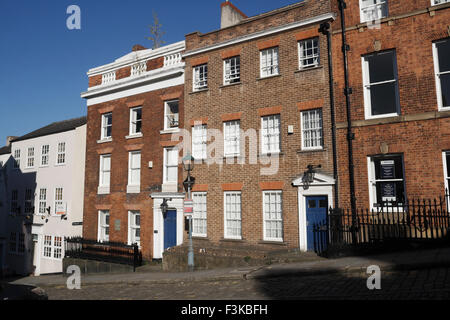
xmin=0 ymin=152 xmax=11 ymax=274
xmin=4 ymin=124 xmax=86 ymax=275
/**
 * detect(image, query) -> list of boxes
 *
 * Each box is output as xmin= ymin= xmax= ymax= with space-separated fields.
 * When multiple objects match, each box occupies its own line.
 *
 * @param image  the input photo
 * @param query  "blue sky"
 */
xmin=0 ymin=0 xmax=300 ymax=145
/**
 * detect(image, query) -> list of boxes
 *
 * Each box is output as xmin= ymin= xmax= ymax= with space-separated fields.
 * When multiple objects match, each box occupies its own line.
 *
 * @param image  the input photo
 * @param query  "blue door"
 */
xmin=306 ymin=196 xmax=328 ymax=251
xmin=164 ymin=210 xmax=177 ymax=250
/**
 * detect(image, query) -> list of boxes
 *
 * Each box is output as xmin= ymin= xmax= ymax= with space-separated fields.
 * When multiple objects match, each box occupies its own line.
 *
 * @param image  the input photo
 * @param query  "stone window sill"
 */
xmin=160 ymin=128 xmax=180 ymax=135
xmin=189 ymin=88 xmax=209 ymax=95
xmin=257 ymin=74 xmax=281 ymax=81
xmin=125 ymin=133 xmax=143 ymax=140
xmin=297 ymin=148 xmax=326 ymax=154
xmin=219 ymin=82 xmax=242 ymax=89
xmin=295 ymin=65 xmax=323 ymax=74
xmin=97 ymin=138 xmax=113 ymax=144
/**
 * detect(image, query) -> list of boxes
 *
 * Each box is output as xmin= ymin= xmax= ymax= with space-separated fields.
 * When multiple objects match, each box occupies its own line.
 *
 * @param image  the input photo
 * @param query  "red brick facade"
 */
xmin=331 ymin=0 xmax=450 ymax=208
xmin=183 ymin=0 xmax=335 ymax=251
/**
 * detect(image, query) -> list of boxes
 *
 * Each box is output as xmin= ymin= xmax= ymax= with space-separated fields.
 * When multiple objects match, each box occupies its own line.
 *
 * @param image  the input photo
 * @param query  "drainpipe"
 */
xmin=337 ymin=0 xmax=357 ymax=243
xmin=319 ymin=21 xmax=339 ymax=209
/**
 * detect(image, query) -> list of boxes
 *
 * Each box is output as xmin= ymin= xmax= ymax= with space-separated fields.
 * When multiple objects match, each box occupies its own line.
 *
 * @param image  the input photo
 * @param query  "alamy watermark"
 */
xmin=66 ymin=5 xmax=81 ymax=30
xmin=366 ymin=265 xmax=381 ymax=290
xmin=66 ymin=265 xmax=81 ymax=290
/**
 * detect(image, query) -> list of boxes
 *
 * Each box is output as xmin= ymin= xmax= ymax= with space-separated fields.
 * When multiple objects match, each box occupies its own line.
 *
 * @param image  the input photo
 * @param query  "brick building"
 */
xmin=81 ymin=41 xmax=186 ymax=260
xmin=331 ymin=0 xmax=450 ymax=210
xmin=182 ymin=1 xmax=336 ymax=253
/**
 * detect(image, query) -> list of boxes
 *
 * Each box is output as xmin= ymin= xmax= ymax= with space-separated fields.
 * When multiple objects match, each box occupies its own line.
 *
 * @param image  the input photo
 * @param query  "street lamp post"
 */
xmin=182 ymin=153 xmax=195 ymax=272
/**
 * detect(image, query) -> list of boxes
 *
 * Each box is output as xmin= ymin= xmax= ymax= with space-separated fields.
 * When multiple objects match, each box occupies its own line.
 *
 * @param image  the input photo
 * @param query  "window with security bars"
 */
xmin=433 ymin=38 xmax=450 ymax=109
xmin=362 ymin=50 xmax=399 ymax=118
xmin=301 ymin=109 xmax=323 ymax=150
xmin=27 ymin=147 xmax=35 ymax=168
xmin=54 ymin=188 xmax=63 ymax=215
xmin=98 ymin=210 xmax=110 ymax=243
xmin=39 ymin=188 xmax=47 ymax=214
xmin=13 ymin=149 xmax=20 ymax=169
xmin=57 ymin=142 xmax=66 ymax=165
xmin=128 ymin=211 xmax=141 ymax=247
xmin=224 ymin=192 xmax=242 ymax=239
xmin=193 ymin=64 xmax=208 ymax=91
xmin=298 ymin=38 xmax=320 ymax=69
xmin=261 ymin=115 xmax=281 ymax=154
xmin=432 ymin=0 xmax=449 ymax=5
xmin=41 ymin=145 xmax=49 ymax=166
xmin=260 ymin=47 xmax=279 ymax=78
xmin=192 ymin=125 xmax=207 ymax=160
xmin=101 ymin=113 xmax=112 ymax=140
xmin=224 ymin=121 xmax=240 ymax=157
xmin=263 ymin=191 xmax=283 ymax=241
xmin=224 ymin=56 xmax=241 ymax=85
xmin=130 ymin=107 xmax=142 ymax=135
xmin=360 ymin=0 xmax=388 ymax=23
xmin=11 ymin=190 xmax=18 ymax=215
xmin=24 ymin=188 xmax=34 ymax=214
xmin=193 ymin=192 xmax=207 ymax=237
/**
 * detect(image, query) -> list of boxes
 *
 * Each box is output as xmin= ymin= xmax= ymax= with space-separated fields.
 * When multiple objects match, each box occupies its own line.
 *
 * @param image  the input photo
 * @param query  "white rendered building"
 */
xmin=3 ymin=117 xmax=86 ymax=275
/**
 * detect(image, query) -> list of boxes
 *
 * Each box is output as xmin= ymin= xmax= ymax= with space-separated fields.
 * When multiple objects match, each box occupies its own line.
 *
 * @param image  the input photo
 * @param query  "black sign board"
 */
xmin=380 ymin=160 xmax=395 ymax=179
xmin=381 ymin=182 xmax=396 ymax=201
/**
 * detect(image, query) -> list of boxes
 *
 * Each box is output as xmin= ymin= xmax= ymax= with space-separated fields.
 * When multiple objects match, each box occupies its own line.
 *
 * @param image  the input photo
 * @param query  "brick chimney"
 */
xmin=221 ymin=1 xmax=247 ymax=29
xmin=132 ymin=44 xmax=147 ymax=52
xmin=6 ymin=136 xmax=17 ymax=147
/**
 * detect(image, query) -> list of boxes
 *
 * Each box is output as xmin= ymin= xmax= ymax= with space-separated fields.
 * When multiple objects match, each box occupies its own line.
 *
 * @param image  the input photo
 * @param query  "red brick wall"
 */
xmin=331 ymin=2 xmax=450 ymax=208
xmin=183 ymin=1 xmax=335 ymax=250
xmin=83 ymin=85 xmax=184 ymax=260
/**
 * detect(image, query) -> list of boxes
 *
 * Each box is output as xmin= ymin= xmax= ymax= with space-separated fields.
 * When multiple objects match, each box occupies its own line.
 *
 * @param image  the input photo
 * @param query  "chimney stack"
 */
xmin=132 ymin=44 xmax=147 ymax=52
xmin=221 ymin=1 xmax=247 ymax=29
xmin=6 ymin=136 xmax=17 ymax=147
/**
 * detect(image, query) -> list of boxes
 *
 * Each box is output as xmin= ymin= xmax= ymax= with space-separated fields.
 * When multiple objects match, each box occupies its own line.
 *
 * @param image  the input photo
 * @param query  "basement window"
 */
xmin=362 ymin=50 xmax=400 ymax=119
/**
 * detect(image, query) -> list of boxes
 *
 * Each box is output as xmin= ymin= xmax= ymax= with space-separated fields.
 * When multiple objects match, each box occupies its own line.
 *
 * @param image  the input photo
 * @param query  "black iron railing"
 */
xmin=314 ymin=191 xmax=450 ymax=256
xmin=64 ymin=237 xmax=142 ymax=271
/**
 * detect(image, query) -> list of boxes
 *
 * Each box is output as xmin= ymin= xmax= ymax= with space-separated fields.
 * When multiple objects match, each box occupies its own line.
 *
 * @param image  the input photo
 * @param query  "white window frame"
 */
xmin=261 ymin=115 xmax=281 ymax=155
xmin=163 ymin=148 xmax=178 ymax=184
xmin=56 ymin=142 xmax=66 ymax=165
xmin=223 ymin=120 xmax=241 ymax=157
xmin=431 ymin=0 xmax=449 ymax=5
xmin=99 ymin=154 xmax=111 ymax=192
xmin=101 ymin=113 xmax=112 ymax=140
xmin=54 ymin=187 xmax=63 ymax=216
xmin=263 ymin=191 xmax=283 ymax=242
xmin=42 ymin=235 xmax=63 ymax=260
xmin=367 ymin=155 xmax=405 ymax=211
xmin=443 ymin=151 xmax=450 ymax=194
xmin=11 ymin=190 xmax=18 ymax=215
xmin=24 ymin=188 xmax=34 ymax=214
xmin=41 ymin=145 xmax=49 ymax=167
xmin=128 ymin=151 xmax=141 ymax=190
xmin=129 ymin=107 xmax=143 ymax=136
xmin=224 ymin=56 xmax=241 ymax=85
xmin=98 ymin=210 xmax=110 ymax=243
xmin=301 ymin=109 xmax=323 ymax=150
xmin=362 ymin=50 xmax=400 ymax=119
xmin=26 ymin=147 xmax=35 ymax=168
xmin=38 ymin=188 xmax=47 ymax=215
xmin=192 ymin=192 xmax=207 ymax=238
xmin=260 ymin=47 xmax=279 ymax=78
xmin=192 ymin=124 xmax=207 ymax=160
xmin=298 ymin=37 xmax=320 ymax=69
xmin=193 ymin=64 xmax=208 ymax=91
xmin=128 ymin=211 xmax=141 ymax=247
xmin=164 ymin=100 xmax=180 ymax=130
xmin=13 ymin=149 xmax=20 ymax=169
xmin=433 ymin=38 xmax=450 ymax=110
xmin=359 ymin=0 xmax=388 ymax=23
xmin=224 ymin=191 xmax=242 ymax=240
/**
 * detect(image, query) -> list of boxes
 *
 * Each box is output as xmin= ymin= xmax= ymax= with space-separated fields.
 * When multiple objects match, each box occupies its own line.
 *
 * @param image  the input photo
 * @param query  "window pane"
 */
xmin=437 ymin=39 xmax=450 ymax=73
xmin=367 ymin=52 xmax=395 ymax=83
xmin=447 ymin=154 xmax=450 ymax=178
xmin=440 ymin=73 xmax=450 ymax=107
xmin=370 ymin=82 xmax=397 ymax=115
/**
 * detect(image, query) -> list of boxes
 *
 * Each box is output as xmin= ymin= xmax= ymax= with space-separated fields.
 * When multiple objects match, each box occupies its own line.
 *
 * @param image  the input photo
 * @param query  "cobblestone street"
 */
xmin=40 ymin=267 xmax=450 ymax=300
